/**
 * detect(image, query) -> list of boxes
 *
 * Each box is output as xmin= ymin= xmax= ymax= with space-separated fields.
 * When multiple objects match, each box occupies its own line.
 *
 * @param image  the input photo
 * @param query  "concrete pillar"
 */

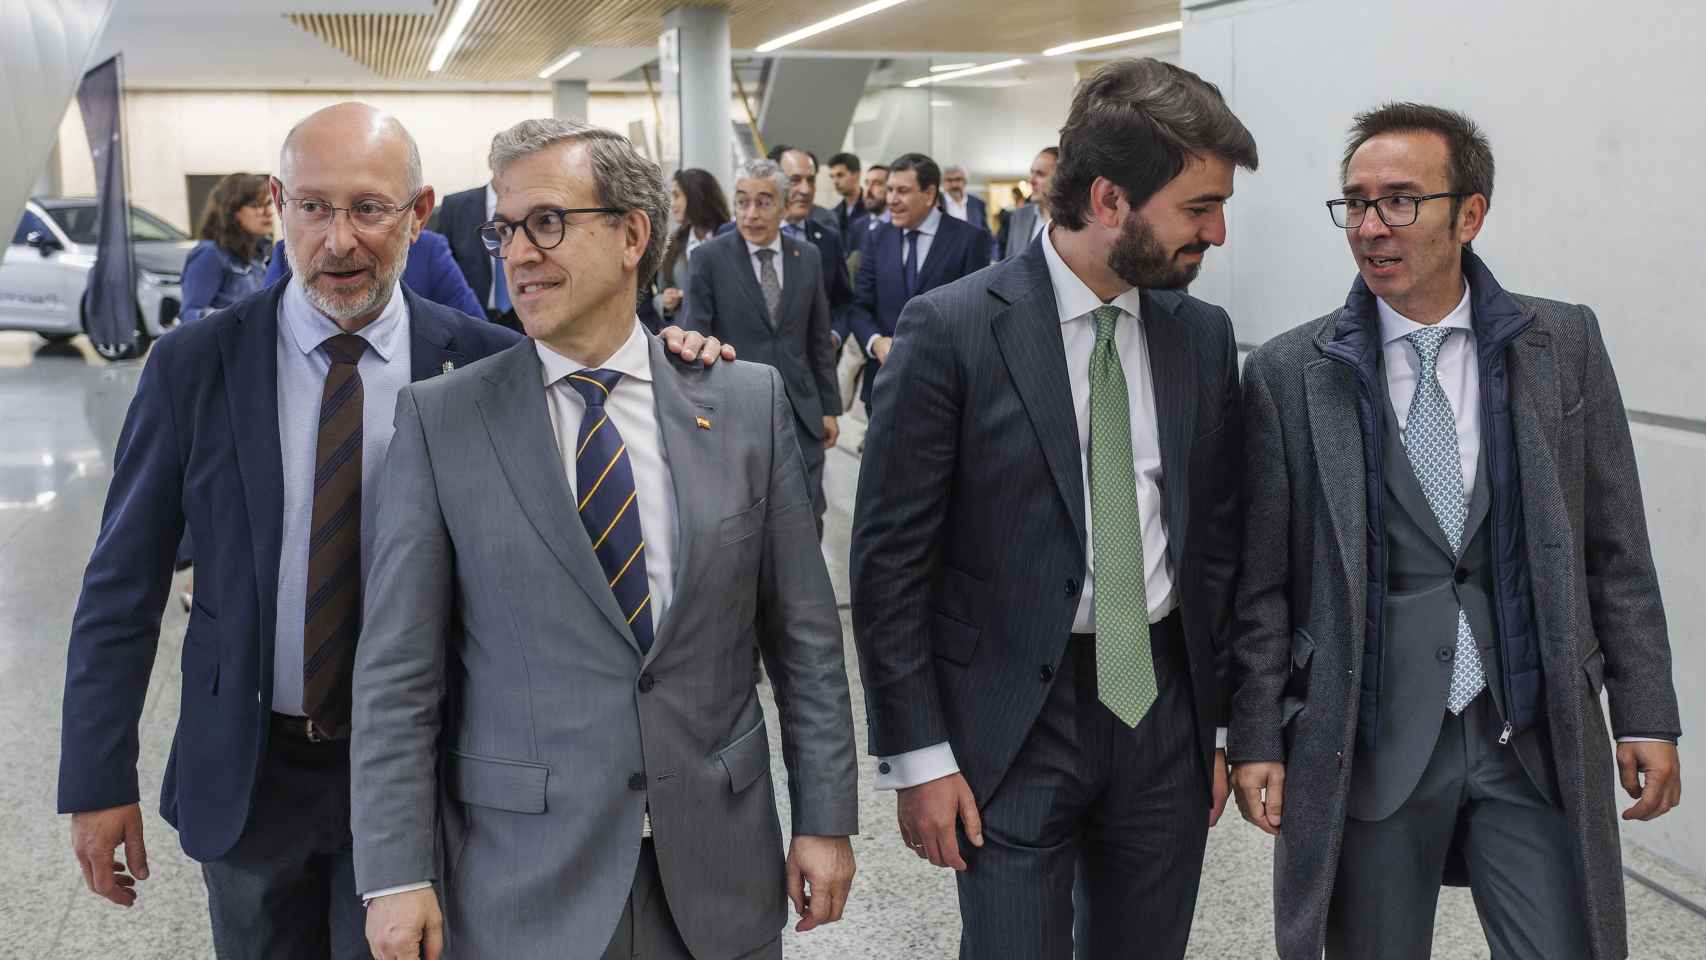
xmin=661 ymin=6 xmax=732 ymax=190
xmin=552 ymin=80 xmax=588 ymax=122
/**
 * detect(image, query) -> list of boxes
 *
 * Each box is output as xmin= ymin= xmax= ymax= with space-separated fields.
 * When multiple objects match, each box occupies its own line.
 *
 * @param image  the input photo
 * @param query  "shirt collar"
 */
xmin=905 ymin=206 xmax=943 ymax=237
xmin=1041 ymin=224 xmax=1144 ymax=327
xmin=536 ymin=317 xmax=654 ymax=388
xmin=1376 ymin=283 xmax=1474 ymax=346
xmin=282 ymin=275 xmax=408 ymax=362
xmin=745 ymin=233 xmax=784 ymax=258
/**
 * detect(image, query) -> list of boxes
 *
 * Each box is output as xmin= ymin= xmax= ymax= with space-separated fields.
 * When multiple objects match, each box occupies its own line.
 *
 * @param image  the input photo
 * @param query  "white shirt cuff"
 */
xmin=363 ymin=881 xmax=432 ymax=904
xmin=1215 ymin=727 xmax=1228 ymax=751
xmin=1617 ymin=736 xmax=1675 ymax=743
xmin=865 ymin=334 xmax=883 ymax=356
xmin=875 ymin=742 xmax=959 ymax=790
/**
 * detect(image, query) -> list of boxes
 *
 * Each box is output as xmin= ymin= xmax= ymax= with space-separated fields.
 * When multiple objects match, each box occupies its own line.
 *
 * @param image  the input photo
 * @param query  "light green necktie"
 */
xmin=1088 ymin=305 xmax=1155 ymax=728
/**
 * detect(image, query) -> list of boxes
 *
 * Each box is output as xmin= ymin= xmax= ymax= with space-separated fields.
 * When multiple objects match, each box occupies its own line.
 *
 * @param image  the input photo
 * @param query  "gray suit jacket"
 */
xmin=1232 ymin=287 xmax=1679 ymax=960
xmin=1002 ymin=205 xmax=1041 ymax=260
xmin=678 ymin=231 xmax=841 ymax=437
xmin=351 ymin=337 xmax=858 ymax=959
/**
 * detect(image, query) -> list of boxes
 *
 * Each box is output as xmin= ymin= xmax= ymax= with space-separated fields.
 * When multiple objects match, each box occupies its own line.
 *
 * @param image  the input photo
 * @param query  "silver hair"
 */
xmin=733 ymin=158 xmax=789 ymax=201
xmin=488 ymin=118 xmax=670 ymax=287
xmin=943 ymin=163 xmax=968 ymax=177
xmin=278 ymin=106 xmax=423 ymax=197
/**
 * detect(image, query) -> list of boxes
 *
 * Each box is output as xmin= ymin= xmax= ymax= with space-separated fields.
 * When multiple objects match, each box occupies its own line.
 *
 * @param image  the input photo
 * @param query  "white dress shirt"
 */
xmin=273 ymin=279 xmax=412 ymax=716
xmin=865 ymin=207 xmax=943 ymax=355
xmin=874 ymin=225 xmax=1197 ymax=791
xmin=944 ymin=192 xmax=969 ymax=221
xmin=1377 ymin=285 xmax=1479 ymax=494
xmin=745 ymin=234 xmax=785 ymax=291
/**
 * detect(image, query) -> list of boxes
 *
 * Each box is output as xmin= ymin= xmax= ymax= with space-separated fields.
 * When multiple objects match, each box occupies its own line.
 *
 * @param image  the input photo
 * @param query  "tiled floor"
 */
xmin=3 ymin=331 xmax=1702 ymax=958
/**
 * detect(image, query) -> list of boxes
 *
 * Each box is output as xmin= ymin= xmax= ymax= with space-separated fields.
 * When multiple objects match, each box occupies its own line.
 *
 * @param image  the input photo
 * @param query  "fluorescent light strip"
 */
xmin=903 ymin=58 xmax=1025 ymax=88
xmin=537 ymin=49 xmax=582 ymax=79
xmin=1042 ymin=20 xmax=1182 ymax=57
xmin=755 ymin=0 xmax=911 ymax=53
xmin=428 ymin=0 xmax=482 ymax=72
xmin=929 ymin=62 xmax=975 ymax=72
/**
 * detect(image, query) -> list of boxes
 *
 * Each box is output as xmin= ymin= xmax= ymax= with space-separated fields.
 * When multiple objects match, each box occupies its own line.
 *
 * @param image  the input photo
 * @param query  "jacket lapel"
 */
xmin=1506 ymin=322 xmax=1570 ymax=665
xmin=217 ymin=286 xmax=287 ymax=693
xmin=403 ymin=288 xmax=469 ymax=381
xmin=916 ymin=220 xmax=955 ymax=292
xmin=644 ymin=337 xmax=719 ymax=662
xmin=724 ymin=235 xmax=772 ymax=323
xmin=476 ymin=341 xmax=635 ymax=648
xmin=1140 ymin=291 xmax=1197 ymax=568
xmin=1305 ymin=351 xmax=1369 ymax=590
xmin=776 ymin=235 xmax=808 ymax=332
xmin=989 ymin=249 xmax=1086 ymax=556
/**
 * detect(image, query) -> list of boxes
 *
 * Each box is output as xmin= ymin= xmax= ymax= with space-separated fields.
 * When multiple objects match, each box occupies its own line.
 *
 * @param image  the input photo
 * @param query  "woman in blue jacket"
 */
xmin=180 ymin=173 xmax=273 ymax=323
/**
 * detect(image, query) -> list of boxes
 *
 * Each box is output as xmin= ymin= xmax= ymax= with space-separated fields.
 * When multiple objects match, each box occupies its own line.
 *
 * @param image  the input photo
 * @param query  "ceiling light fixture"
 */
xmin=428 ymin=0 xmax=482 ymax=72
xmin=903 ymin=58 xmax=1025 ymax=88
xmin=929 ymin=62 xmax=975 ymax=72
xmin=756 ymin=0 xmax=911 ymax=53
xmin=537 ymin=49 xmax=583 ymax=79
xmin=1042 ymin=20 xmax=1182 ymax=57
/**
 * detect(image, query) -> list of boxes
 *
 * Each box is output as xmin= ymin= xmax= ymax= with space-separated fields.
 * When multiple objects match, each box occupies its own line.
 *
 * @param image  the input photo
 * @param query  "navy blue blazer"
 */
xmin=56 ymin=281 xmax=520 ymax=861
xmin=850 ymin=214 xmax=992 ymax=403
xmin=428 ymin=185 xmax=494 ymax=313
xmin=716 ymin=218 xmax=854 ymax=342
xmin=264 ymin=230 xmax=485 ymax=321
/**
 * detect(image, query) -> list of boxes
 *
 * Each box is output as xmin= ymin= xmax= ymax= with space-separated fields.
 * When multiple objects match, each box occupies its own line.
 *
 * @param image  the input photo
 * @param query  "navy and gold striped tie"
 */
xmin=567 ymin=369 xmax=654 ymax=652
xmin=302 ymin=333 xmax=367 ymax=738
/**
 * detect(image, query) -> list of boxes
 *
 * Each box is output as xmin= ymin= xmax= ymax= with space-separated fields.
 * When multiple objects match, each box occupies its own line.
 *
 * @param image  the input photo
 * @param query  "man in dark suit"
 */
xmin=850 ymin=59 xmax=1257 ymax=960
xmin=940 ymin=164 xmax=990 ymax=232
xmin=767 ymin=143 xmax=839 ymax=233
xmin=426 ymin=161 xmax=502 ymax=321
xmin=56 ymin=102 xmax=728 ymax=959
xmin=1231 ymin=103 xmax=1683 ymax=960
xmin=263 ymin=228 xmax=484 ymax=319
xmin=681 ymin=158 xmax=841 ymax=528
xmin=827 ymin=151 xmax=870 ymax=240
xmin=849 ymin=152 xmax=991 ymax=413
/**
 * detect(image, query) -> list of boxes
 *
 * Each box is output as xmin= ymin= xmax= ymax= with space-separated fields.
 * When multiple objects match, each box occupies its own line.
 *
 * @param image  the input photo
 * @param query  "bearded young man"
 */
xmin=849 ymin=58 xmax=1256 ymax=959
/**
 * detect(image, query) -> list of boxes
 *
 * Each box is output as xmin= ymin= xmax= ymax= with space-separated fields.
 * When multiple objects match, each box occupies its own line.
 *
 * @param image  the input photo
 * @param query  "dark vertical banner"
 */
xmin=77 ymin=55 xmax=136 ymax=353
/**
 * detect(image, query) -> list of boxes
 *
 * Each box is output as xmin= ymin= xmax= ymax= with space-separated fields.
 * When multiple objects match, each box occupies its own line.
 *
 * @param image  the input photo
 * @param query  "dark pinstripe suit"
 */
xmin=850 ymin=241 xmax=1242 ymax=958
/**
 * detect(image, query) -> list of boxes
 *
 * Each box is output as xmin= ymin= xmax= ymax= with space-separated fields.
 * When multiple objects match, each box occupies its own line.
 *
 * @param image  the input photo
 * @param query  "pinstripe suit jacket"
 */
xmin=849 ymin=241 xmax=1242 ymax=806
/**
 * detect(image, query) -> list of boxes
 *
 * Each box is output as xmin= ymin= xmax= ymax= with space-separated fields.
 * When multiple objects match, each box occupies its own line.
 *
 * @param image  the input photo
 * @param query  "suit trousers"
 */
xmin=1327 ymin=693 xmax=1589 ymax=960
xmin=794 ymin=416 xmax=827 ymax=529
xmin=601 ymin=840 xmax=781 ymax=960
xmin=199 ymin=730 xmax=365 ymax=960
xmin=956 ymin=613 xmax=1208 ymax=960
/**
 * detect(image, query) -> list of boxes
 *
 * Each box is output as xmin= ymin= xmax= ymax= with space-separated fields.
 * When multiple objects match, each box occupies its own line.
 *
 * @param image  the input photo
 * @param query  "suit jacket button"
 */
xmin=628 ymin=772 xmax=646 ymax=791
xmin=1454 ymin=568 xmax=1469 ymax=585
xmin=1065 ymin=578 xmax=1079 ymax=597
xmin=638 ymin=673 xmax=655 ymax=693
xmin=1437 ymin=646 xmax=1454 ymax=662
xmin=878 ymin=761 xmax=892 ymax=775
xmin=1040 ymin=664 xmax=1055 ymax=683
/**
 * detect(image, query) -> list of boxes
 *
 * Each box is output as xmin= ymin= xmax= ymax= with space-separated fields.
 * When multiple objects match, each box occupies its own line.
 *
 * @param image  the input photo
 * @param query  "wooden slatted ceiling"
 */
xmin=289 ymin=0 xmax=1179 ymax=82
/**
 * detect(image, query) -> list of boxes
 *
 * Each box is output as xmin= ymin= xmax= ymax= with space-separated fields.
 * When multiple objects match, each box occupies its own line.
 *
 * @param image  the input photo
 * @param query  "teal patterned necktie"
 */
xmin=1088 ymin=305 xmax=1155 ymax=728
xmin=1402 ymin=326 xmax=1485 ymax=714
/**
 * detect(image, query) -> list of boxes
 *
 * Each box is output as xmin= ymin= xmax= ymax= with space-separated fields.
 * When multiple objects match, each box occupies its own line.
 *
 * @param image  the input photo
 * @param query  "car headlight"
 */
xmin=139 ymin=270 xmax=181 ymax=287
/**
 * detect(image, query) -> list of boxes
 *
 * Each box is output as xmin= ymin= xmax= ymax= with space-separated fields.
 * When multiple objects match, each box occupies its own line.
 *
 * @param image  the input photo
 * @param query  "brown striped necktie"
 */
xmin=301 ymin=333 xmax=367 ymax=738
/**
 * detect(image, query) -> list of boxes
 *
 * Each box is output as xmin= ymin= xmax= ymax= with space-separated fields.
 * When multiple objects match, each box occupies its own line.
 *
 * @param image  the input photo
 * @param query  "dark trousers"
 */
xmin=600 ymin=840 xmax=780 ymax=960
xmin=1327 ymin=693 xmax=1589 ymax=960
xmin=795 ymin=417 xmax=827 ymax=533
xmin=200 ymin=725 xmax=365 ymax=960
xmin=956 ymin=614 xmax=1208 ymax=960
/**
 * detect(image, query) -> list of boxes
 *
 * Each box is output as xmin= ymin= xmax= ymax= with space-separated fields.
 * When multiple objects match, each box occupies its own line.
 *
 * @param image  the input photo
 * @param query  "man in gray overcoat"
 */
xmin=1230 ymin=103 xmax=1683 ymax=960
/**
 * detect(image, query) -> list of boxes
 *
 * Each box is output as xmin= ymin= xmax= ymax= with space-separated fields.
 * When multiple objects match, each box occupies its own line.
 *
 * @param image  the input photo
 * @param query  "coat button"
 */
xmin=878 ymin=761 xmax=892 ymax=775
xmin=1040 ymin=664 xmax=1055 ymax=683
xmin=1437 ymin=646 xmax=1454 ymax=662
xmin=628 ymin=772 xmax=646 ymax=791
xmin=1454 ymin=568 xmax=1469 ymax=585
xmin=1065 ymin=578 xmax=1079 ymax=597
xmin=638 ymin=673 xmax=655 ymax=693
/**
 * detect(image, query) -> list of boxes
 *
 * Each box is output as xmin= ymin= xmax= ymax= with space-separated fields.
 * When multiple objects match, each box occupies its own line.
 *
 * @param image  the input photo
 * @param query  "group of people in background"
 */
xmin=59 ymin=54 xmax=1683 ymax=960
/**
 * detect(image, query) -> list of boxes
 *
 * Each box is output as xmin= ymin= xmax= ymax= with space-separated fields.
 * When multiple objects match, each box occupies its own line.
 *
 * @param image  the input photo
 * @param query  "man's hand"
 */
xmin=822 ymin=416 xmax=840 ymax=449
xmin=660 ymin=288 xmax=684 ymax=313
xmin=1618 ymin=741 xmax=1682 ymax=821
xmin=71 ymin=803 xmax=149 ymax=907
xmin=897 ymin=772 xmax=982 ymax=871
xmin=1209 ymin=748 xmax=1230 ymax=826
xmin=785 ymin=835 xmax=856 ymax=933
xmin=1232 ymin=761 xmax=1285 ymax=836
xmin=872 ymin=336 xmax=892 ymax=364
xmin=657 ymin=326 xmax=736 ymax=366
xmin=366 ymin=887 xmax=443 ymax=960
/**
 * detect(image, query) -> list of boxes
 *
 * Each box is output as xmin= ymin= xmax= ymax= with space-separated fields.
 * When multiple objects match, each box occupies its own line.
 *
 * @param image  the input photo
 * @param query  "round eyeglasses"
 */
xmin=479 ymin=207 xmax=624 ymax=258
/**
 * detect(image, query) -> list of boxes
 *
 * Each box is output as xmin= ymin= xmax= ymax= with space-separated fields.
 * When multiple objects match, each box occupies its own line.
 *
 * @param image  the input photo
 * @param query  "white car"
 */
xmin=1 ymin=197 xmax=193 ymax=360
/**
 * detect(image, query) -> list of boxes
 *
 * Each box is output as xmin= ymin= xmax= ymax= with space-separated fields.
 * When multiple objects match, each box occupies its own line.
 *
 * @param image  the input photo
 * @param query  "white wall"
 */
xmin=1184 ymin=0 xmax=1706 ymax=883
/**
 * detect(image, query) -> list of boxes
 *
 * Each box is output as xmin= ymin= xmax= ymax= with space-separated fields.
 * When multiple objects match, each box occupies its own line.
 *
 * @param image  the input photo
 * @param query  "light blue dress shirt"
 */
xmin=271 ymin=279 xmax=413 ymax=715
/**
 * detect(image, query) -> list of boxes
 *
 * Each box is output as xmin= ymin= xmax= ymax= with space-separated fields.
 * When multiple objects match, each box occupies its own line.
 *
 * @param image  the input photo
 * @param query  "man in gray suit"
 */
xmin=680 ymin=158 xmax=841 ymax=529
xmin=1002 ymin=146 xmax=1057 ymax=260
xmin=353 ymin=118 xmax=860 ymax=960
xmin=851 ymin=59 xmax=1254 ymax=959
xmin=1231 ymin=104 xmax=1683 ymax=960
